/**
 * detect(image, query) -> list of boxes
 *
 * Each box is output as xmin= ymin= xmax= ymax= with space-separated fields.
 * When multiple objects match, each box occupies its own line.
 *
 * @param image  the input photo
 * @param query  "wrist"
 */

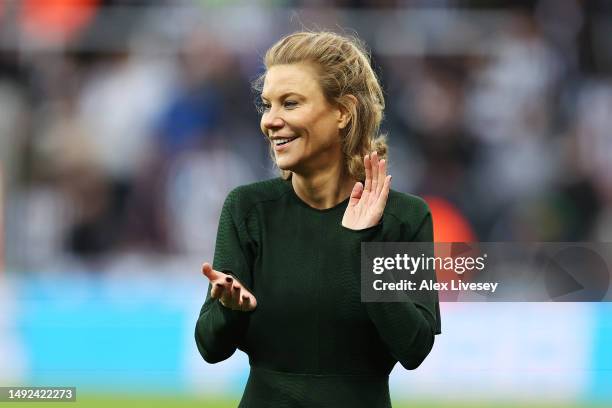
xmin=341 ymin=219 xmax=383 ymax=232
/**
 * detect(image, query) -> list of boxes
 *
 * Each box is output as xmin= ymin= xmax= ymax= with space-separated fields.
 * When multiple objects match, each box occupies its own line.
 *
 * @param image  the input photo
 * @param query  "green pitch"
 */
xmin=2 ymin=394 xmax=609 ymax=408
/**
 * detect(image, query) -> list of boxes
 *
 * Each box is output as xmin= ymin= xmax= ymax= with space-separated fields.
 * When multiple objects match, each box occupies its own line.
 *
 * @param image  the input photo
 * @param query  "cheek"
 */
xmin=311 ymin=114 xmax=341 ymax=143
xmin=299 ymin=106 xmax=334 ymax=134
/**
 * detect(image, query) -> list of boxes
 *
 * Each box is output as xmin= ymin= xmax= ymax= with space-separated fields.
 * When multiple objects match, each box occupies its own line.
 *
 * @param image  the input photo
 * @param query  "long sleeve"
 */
xmin=195 ymin=293 xmax=249 ymax=363
xmin=344 ymin=202 xmax=441 ymax=370
xmin=369 ymin=212 xmax=438 ymax=370
xmin=195 ymin=189 xmax=254 ymax=364
xmin=408 ymin=212 xmax=442 ymax=335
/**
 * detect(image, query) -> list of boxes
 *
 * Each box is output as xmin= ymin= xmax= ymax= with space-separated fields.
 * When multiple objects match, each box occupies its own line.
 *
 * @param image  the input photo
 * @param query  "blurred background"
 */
xmin=1 ymin=0 xmax=611 ymax=407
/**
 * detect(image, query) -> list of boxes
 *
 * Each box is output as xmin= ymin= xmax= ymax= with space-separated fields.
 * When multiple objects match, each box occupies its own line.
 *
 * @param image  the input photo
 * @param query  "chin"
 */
xmin=274 ymin=155 xmax=298 ymax=172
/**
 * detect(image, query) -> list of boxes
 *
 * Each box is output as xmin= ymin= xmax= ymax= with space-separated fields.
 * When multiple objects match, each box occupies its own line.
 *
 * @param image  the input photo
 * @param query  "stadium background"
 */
xmin=1 ymin=0 xmax=611 ymax=407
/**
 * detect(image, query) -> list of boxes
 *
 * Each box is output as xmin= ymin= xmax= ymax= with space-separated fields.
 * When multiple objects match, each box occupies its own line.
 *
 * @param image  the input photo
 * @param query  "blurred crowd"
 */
xmin=1 ymin=0 xmax=612 ymax=271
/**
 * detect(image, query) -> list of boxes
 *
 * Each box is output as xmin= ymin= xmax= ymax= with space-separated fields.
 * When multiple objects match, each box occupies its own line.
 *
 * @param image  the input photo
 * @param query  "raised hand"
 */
xmin=201 ymin=263 xmax=257 ymax=311
xmin=342 ymin=151 xmax=391 ymax=230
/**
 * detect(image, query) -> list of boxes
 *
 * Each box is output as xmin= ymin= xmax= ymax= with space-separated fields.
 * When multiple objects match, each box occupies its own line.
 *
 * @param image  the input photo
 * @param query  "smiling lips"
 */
xmin=272 ymin=136 xmax=298 ymax=151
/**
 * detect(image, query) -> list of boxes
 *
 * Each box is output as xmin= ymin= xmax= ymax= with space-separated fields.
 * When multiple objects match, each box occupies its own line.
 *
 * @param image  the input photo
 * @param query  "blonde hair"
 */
xmin=254 ymin=31 xmax=388 ymax=181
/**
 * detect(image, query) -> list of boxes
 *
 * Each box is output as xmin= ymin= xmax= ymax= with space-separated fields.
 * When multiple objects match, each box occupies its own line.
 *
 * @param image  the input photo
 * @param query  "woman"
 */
xmin=195 ymin=31 xmax=441 ymax=408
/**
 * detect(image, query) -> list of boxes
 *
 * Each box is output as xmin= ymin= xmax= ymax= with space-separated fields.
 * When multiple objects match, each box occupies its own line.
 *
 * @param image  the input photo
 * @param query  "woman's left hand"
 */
xmin=342 ymin=151 xmax=391 ymax=230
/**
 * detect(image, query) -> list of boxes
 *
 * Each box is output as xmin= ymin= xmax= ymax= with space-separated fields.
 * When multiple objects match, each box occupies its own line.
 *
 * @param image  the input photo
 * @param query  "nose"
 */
xmin=261 ymin=109 xmax=285 ymax=134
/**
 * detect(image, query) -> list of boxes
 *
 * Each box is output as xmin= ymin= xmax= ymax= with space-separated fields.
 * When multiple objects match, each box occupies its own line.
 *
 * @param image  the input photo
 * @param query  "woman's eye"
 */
xmin=257 ymin=100 xmax=296 ymax=114
xmin=258 ymin=102 xmax=271 ymax=113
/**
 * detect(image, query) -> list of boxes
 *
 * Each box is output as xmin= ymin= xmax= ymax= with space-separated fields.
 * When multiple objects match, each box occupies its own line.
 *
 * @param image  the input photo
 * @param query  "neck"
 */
xmin=291 ymin=163 xmax=356 ymax=210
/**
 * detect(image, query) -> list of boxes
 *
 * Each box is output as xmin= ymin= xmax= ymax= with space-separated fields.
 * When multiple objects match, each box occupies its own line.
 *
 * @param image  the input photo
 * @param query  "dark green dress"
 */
xmin=195 ymin=177 xmax=441 ymax=408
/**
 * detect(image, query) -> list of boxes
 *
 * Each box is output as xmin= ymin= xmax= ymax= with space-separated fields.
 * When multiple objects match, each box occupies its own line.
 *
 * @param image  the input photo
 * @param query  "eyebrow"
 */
xmin=260 ymin=91 xmax=305 ymax=101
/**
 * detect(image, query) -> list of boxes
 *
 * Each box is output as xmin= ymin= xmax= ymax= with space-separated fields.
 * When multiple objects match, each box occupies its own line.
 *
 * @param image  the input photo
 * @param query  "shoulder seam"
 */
xmin=383 ymin=190 xmax=431 ymax=240
xmin=408 ymin=212 xmax=432 ymax=242
xmin=233 ymin=184 xmax=293 ymax=230
xmin=383 ymin=211 xmax=403 ymax=226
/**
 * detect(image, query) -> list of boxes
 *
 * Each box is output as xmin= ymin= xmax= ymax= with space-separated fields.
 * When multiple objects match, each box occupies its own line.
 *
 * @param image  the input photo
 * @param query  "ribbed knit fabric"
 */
xmin=195 ymin=177 xmax=441 ymax=408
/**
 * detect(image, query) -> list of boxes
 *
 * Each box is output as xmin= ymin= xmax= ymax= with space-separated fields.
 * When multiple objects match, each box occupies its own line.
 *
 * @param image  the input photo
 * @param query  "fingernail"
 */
xmin=242 ymin=295 xmax=249 ymax=300
xmin=225 ymin=276 xmax=233 ymax=283
xmin=233 ymin=286 xmax=240 ymax=291
xmin=216 ymin=283 xmax=224 ymax=288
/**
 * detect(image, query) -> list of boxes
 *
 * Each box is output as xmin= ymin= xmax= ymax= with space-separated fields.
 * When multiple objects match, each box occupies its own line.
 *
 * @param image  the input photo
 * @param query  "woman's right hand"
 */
xmin=201 ymin=263 xmax=257 ymax=311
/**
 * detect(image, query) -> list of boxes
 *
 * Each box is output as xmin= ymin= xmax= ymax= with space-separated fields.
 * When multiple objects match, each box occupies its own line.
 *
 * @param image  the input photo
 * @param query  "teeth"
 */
xmin=274 ymin=138 xmax=295 ymax=146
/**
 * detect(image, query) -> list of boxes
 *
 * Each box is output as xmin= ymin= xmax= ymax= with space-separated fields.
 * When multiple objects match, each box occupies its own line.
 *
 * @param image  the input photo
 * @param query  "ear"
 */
xmin=337 ymin=94 xmax=357 ymax=130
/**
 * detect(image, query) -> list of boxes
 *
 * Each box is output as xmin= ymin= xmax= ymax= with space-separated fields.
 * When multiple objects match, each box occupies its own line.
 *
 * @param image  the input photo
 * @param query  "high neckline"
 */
xmin=281 ymin=177 xmax=350 ymax=213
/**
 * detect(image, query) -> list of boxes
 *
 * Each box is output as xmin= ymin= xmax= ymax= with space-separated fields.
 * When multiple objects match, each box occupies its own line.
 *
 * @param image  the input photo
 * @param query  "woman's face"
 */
xmin=260 ymin=63 xmax=347 ymax=175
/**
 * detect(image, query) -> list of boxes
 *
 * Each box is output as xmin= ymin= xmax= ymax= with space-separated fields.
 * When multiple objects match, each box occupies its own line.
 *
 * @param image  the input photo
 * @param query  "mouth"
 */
xmin=272 ymin=136 xmax=298 ymax=150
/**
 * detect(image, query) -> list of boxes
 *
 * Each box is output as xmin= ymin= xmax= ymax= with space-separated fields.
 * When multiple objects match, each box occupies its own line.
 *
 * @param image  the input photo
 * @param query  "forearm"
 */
xmin=366 ymin=301 xmax=435 ymax=370
xmin=195 ymin=298 xmax=248 ymax=364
